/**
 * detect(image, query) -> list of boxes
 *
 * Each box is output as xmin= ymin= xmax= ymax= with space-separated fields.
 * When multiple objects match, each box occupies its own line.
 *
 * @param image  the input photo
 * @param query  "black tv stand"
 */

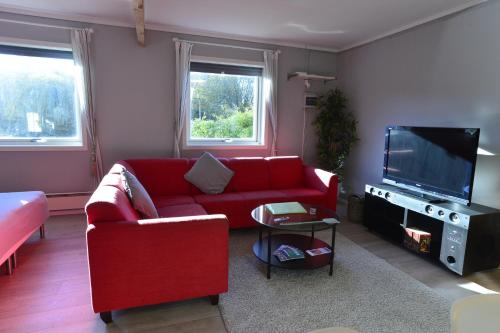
xmin=364 ymin=183 xmax=500 ymax=275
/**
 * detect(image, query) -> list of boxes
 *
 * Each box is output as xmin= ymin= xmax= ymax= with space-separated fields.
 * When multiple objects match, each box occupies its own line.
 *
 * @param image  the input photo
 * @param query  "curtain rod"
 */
xmin=172 ymin=37 xmax=280 ymax=54
xmin=0 ymin=18 xmax=93 ymax=32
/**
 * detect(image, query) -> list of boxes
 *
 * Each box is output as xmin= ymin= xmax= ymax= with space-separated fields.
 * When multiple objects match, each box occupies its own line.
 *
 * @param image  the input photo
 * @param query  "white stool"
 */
xmin=451 ymin=294 xmax=500 ymax=333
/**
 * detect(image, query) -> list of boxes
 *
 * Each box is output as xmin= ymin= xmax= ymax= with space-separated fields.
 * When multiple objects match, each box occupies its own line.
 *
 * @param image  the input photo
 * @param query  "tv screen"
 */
xmin=383 ymin=126 xmax=480 ymax=204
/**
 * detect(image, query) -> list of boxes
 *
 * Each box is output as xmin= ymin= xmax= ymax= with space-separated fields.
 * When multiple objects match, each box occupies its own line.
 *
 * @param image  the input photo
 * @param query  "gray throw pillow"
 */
xmin=185 ymin=152 xmax=234 ymax=194
xmin=122 ymin=170 xmax=159 ymax=219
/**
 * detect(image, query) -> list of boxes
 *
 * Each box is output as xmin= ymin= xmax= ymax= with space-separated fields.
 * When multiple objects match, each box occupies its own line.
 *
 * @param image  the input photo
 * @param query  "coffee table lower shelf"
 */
xmin=252 ymin=234 xmax=333 ymax=278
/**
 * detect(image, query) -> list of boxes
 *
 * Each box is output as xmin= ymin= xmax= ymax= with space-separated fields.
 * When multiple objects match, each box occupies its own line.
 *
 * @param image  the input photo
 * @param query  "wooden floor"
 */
xmin=1 ymin=205 xmax=499 ymax=333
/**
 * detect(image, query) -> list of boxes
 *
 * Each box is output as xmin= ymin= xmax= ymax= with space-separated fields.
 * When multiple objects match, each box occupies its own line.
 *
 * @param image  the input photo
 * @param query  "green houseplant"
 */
xmin=313 ymin=88 xmax=359 ymax=183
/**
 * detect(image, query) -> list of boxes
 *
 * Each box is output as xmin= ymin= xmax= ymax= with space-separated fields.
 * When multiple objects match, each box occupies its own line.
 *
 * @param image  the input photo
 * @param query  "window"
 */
xmin=0 ymin=43 xmax=83 ymax=149
xmin=187 ymin=58 xmax=265 ymax=147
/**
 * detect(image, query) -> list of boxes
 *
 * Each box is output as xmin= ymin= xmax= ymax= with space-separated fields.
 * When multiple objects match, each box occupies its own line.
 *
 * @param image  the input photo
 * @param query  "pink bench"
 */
xmin=0 ymin=191 xmax=49 ymax=275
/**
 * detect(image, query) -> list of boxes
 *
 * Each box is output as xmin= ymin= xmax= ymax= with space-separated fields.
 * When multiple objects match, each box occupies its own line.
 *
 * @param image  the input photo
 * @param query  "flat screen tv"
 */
xmin=383 ymin=126 xmax=480 ymax=205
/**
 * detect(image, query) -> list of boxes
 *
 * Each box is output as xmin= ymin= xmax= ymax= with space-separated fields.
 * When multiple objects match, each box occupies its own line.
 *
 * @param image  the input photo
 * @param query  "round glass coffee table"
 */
xmin=251 ymin=202 xmax=340 ymax=279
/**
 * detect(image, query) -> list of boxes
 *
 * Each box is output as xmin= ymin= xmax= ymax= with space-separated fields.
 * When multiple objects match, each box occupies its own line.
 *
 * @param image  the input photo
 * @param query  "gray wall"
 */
xmin=337 ymin=2 xmax=500 ymax=208
xmin=0 ymin=11 xmax=336 ymax=194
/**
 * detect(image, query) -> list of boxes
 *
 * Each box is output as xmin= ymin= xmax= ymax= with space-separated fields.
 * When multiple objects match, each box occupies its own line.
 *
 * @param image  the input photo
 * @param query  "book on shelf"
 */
xmin=265 ymin=202 xmax=307 ymax=215
xmin=273 ymin=244 xmax=305 ymax=262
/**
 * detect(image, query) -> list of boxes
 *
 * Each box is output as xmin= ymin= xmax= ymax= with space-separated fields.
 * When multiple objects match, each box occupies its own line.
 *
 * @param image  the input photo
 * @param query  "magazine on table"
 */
xmin=265 ymin=202 xmax=307 ymax=215
xmin=273 ymin=244 xmax=305 ymax=262
xmin=306 ymin=247 xmax=332 ymax=256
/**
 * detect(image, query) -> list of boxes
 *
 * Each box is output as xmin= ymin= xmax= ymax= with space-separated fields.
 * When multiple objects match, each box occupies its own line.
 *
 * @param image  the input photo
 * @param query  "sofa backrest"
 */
xmin=86 ymin=156 xmax=306 ymax=223
xmin=265 ymin=156 xmax=305 ymax=189
xmin=125 ymin=159 xmax=192 ymax=196
xmin=85 ymin=173 xmax=140 ymax=224
xmin=226 ymin=157 xmax=270 ymax=192
xmin=100 ymin=156 xmax=305 ymax=200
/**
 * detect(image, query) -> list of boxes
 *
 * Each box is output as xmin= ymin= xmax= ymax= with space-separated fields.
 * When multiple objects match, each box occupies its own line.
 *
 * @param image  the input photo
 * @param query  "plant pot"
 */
xmin=347 ymin=194 xmax=365 ymax=223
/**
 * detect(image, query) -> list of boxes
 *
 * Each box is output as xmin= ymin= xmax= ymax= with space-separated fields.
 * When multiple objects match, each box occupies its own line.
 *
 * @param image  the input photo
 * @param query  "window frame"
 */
xmin=184 ymin=56 xmax=267 ymax=150
xmin=0 ymin=37 xmax=86 ymax=151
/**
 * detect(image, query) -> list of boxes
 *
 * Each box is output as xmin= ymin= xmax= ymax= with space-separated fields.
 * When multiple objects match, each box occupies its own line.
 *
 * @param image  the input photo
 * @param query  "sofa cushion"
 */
xmin=157 ymin=204 xmax=207 ymax=218
xmin=194 ymin=193 xmax=245 ymax=215
xmin=86 ymin=185 xmax=140 ymax=223
xmin=185 ymin=153 xmax=234 ymax=194
xmin=125 ymin=159 xmax=191 ymax=196
xmin=239 ymin=190 xmax=289 ymax=212
xmin=188 ymin=158 xmax=234 ymax=194
xmin=266 ymin=156 xmax=305 ymax=189
xmin=278 ymin=188 xmax=327 ymax=206
xmin=227 ymin=158 xmax=270 ymax=192
xmin=152 ymin=195 xmax=196 ymax=208
xmin=122 ymin=170 xmax=159 ymax=219
xmin=194 ymin=193 xmax=244 ymax=208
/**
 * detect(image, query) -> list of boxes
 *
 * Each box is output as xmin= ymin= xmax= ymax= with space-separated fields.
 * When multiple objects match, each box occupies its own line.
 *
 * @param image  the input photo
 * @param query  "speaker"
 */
xmin=441 ymin=215 xmax=500 ymax=275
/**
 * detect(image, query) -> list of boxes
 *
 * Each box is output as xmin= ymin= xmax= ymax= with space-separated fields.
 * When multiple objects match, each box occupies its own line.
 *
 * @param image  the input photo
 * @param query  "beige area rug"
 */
xmin=219 ymin=230 xmax=451 ymax=333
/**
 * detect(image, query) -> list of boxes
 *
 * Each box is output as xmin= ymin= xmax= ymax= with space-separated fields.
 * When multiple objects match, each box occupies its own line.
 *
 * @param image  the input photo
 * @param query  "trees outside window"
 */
xmin=187 ymin=60 xmax=264 ymax=147
xmin=0 ymin=46 xmax=82 ymax=148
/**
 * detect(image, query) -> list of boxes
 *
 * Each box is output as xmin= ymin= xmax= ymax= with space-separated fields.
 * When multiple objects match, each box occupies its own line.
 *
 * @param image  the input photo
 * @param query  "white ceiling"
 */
xmin=0 ymin=0 xmax=487 ymax=51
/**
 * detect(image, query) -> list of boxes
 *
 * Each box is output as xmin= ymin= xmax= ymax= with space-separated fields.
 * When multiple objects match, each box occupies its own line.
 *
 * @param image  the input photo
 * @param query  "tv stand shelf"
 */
xmin=364 ymin=183 xmax=500 ymax=275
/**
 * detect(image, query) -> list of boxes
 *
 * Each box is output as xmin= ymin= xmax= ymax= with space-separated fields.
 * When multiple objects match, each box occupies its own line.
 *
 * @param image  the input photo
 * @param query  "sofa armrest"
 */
xmin=86 ymin=214 xmax=228 ymax=313
xmin=304 ymin=166 xmax=338 ymax=210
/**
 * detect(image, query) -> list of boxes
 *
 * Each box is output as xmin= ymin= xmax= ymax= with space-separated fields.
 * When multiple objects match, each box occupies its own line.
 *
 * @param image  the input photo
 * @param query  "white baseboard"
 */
xmin=46 ymin=192 xmax=91 ymax=216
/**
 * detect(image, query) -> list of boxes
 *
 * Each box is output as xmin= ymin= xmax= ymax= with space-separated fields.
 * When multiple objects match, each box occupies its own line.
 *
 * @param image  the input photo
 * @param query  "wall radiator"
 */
xmin=46 ymin=192 xmax=92 ymax=216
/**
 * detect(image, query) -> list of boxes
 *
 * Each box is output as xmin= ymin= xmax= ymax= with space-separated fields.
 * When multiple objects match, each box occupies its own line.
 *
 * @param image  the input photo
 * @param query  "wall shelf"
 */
xmin=287 ymin=71 xmax=336 ymax=84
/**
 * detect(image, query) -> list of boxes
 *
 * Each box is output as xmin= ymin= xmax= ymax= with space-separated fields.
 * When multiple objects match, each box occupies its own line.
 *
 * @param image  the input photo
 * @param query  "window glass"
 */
xmin=188 ymin=61 xmax=264 ymax=146
xmin=0 ymin=45 xmax=81 ymax=148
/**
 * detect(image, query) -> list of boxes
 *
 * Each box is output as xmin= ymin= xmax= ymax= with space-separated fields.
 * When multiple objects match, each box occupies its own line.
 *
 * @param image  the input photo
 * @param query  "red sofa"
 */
xmin=85 ymin=156 xmax=337 ymax=322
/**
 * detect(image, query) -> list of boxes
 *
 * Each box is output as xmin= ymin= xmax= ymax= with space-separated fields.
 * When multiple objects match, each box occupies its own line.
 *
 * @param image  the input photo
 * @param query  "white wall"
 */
xmin=337 ymin=2 xmax=500 ymax=208
xmin=0 ymin=11 xmax=336 ymax=194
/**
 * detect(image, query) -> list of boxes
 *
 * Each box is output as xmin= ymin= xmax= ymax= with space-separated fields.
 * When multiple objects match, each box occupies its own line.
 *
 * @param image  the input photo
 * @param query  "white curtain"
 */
xmin=173 ymin=41 xmax=193 ymax=157
xmin=71 ymin=28 xmax=103 ymax=188
xmin=263 ymin=50 xmax=279 ymax=156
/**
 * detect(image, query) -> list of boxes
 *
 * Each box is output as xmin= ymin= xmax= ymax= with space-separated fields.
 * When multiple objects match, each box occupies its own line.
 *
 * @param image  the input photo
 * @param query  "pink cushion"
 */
xmin=152 ymin=195 xmax=196 ymax=208
xmin=157 ymin=204 xmax=207 ymax=218
xmin=126 ymin=159 xmax=191 ymax=196
xmin=227 ymin=158 xmax=270 ymax=191
xmin=266 ymin=156 xmax=305 ymax=189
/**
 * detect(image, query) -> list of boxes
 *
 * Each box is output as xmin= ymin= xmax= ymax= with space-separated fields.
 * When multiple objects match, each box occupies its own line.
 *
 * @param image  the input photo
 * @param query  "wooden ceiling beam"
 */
xmin=133 ymin=0 xmax=145 ymax=46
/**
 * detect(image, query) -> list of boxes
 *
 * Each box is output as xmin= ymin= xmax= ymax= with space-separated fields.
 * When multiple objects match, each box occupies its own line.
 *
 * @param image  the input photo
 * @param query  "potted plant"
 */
xmin=313 ymin=88 xmax=359 ymax=194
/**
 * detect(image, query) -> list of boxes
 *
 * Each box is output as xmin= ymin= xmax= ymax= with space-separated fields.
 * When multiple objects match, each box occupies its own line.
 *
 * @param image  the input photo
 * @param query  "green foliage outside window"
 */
xmin=190 ymin=72 xmax=256 ymax=139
